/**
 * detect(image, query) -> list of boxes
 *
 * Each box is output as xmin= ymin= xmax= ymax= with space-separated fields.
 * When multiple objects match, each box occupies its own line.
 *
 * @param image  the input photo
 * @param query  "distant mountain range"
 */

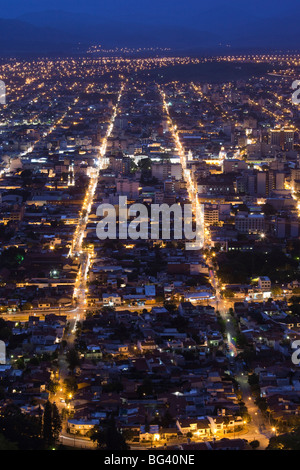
xmin=0 ymin=8 xmax=299 ymax=56
xmin=0 ymin=18 xmax=76 ymax=55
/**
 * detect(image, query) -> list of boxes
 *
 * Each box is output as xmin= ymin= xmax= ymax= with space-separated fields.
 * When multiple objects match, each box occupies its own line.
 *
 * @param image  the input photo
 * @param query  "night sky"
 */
xmin=1 ymin=0 xmax=300 ymax=51
xmin=2 ymin=0 xmax=300 ymax=24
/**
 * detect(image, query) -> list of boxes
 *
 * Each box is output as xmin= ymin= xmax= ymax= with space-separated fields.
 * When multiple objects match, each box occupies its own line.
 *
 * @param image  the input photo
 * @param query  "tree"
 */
xmin=42 ymin=401 xmax=62 ymax=448
xmin=236 ymin=332 xmax=248 ymax=348
xmin=161 ymin=410 xmax=174 ymax=428
xmin=91 ymin=420 xmax=129 ymax=450
xmin=0 ymin=246 xmax=25 ymax=269
xmin=15 ymin=357 xmax=25 ymax=370
xmin=42 ymin=401 xmax=53 ymax=446
xmin=0 ymin=433 xmax=18 ymax=450
xmin=0 ymin=318 xmax=12 ymax=341
xmin=163 ymin=300 xmax=177 ymax=313
xmin=20 ymin=169 xmax=33 ymax=187
xmin=121 ymin=429 xmax=137 ymax=442
xmin=102 ymin=381 xmax=123 ymax=393
xmin=137 ymin=378 xmax=154 ymax=398
xmin=223 ymin=289 xmax=235 ymax=299
xmin=66 ymin=348 xmax=80 ymax=372
xmin=64 ymin=376 xmax=78 ymax=394
xmin=47 ymin=380 xmax=59 ymax=395
xmin=271 ymin=286 xmax=282 ymax=297
xmin=52 ymin=403 xmax=62 ymax=442
xmin=249 ymin=440 xmax=260 ymax=449
xmin=21 ymin=302 xmax=33 ymax=311
xmin=267 ymin=426 xmax=300 ymax=450
xmin=0 ymin=404 xmax=43 ymax=449
xmin=105 ymin=424 xmax=129 ymax=450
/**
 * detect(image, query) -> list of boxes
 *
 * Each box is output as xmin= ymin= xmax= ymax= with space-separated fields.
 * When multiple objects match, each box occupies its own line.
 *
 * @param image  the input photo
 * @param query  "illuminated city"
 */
xmin=0 ymin=0 xmax=300 ymax=455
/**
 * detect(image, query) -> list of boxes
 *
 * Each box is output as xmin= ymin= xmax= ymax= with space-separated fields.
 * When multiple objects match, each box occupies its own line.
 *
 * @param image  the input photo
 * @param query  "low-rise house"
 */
xmin=67 ymin=418 xmax=99 ymax=435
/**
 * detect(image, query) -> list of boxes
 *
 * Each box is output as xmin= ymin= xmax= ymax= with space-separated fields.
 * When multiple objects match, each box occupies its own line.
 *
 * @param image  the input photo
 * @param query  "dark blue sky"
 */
xmin=1 ymin=0 xmax=300 ymax=51
xmin=2 ymin=0 xmax=300 ymax=22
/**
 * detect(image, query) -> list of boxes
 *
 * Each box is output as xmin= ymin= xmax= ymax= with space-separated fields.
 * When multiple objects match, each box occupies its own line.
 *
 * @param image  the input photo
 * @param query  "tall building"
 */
xmin=222 ymin=159 xmax=248 ymax=173
xmin=270 ymin=128 xmax=294 ymax=151
xmin=276 ymin=217 xmax=300 ymax=238
xmin=235 ymin=213 xmax=265 ymax=234
xmin=109 ymin=154 xmax=132 ymax=175
xmin=151 ymin=161 xmax=182 ymax=181
xmin=291 ymin=168 xmax=300 ymax=189
xmin=204 ymin=203 xmax=219 ymax=226
xmin=116 ymin=177 xmax=140 ymax=199
xmin=236 ymin=170 xmax=285 ymax=197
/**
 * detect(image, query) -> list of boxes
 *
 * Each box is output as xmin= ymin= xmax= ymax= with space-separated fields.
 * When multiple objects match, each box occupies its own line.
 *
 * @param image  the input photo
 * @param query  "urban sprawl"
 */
xmin=0 ymin=55 xmax=300 ymax=450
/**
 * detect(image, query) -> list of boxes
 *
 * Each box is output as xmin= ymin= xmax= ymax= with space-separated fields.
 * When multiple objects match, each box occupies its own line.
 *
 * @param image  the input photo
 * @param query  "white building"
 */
xmin=258 ymin=276 xmax=271 ymax=291
xmin=235 ymin=213 xmax=265 ymax=234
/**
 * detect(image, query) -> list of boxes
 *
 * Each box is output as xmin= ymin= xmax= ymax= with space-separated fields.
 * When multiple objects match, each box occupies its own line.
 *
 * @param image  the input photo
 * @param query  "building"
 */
xmin=67 ymin=418 xmax=99 ymax=435
xmin=152 ymin=161 xmax=182 ymax=181
xmin=258 ymin=276 xmax=271 ymax=292
xmin=235 ymin=213 xmax=265 ymax=234
xmin=116 ymin=178 xmax=140 ymax=199
xmin=270 ymin=128 xmax=294 ymax=151
xmin=222 ymin=159 xmax=247 ymax=173
xmin=102 ymin=293 xmax=122 ymax=306
xmin=204 ymin=203 xmax=219 ymax=225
